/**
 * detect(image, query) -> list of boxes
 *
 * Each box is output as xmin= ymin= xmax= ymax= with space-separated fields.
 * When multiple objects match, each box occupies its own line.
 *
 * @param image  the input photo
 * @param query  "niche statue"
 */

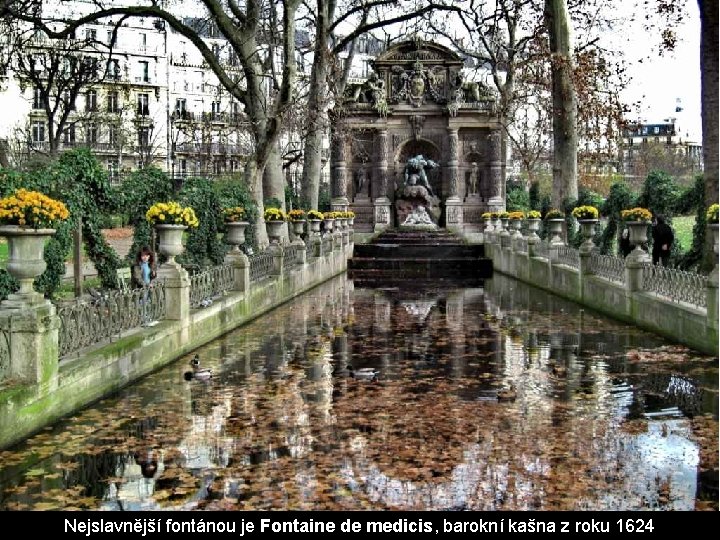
xmin=404 ymin=154 xmax=439 ymax=196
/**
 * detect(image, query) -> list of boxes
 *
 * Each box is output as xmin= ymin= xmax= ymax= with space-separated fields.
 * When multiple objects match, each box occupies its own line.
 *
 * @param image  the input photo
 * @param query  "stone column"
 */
xmin=331 ymin=133 xmax=349 ymax=210
xmin=269 ymin=245 xmax=284 ymax=277
xmin=374 ymin=128 xmax=392 ymax=232
xmin=487 ymin=129 xmax=503 ymax=208
xmin=0 ymin=301 xmax=59 ymax=388
xmin=445 ymin=127 xmax=463 ymax=233
xmin=226 ymin=250 xmax=250 ymax=293
xmin=159 ymin=264 xmax=190 ymax=323
xmin=624 ymin=249 xmax=650 ymax=292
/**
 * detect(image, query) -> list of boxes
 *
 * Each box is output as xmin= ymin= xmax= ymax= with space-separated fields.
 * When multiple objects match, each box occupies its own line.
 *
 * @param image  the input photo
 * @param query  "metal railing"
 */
xmin=532 ymin=241 xmax=550 ymax=259
xmin=189 ymin=264 xmax=234 ymax=308
xmin=283 ymin=244 xmax=304 ymax=269
xmin=589 ymin=253 xmax=625 ymax=284
xmin=556 ymin=246 xmax=580 ymax=269
xmin=642 ymin=264 xmax=707 ymax=309
xmin=58 ymin=284 xmax=166 ymax=359
xmin=249 ymin=250 xmax=274 ymax=283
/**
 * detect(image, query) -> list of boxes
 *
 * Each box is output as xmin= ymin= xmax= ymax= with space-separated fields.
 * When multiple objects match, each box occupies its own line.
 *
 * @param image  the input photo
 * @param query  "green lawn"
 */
xmin=673 ymin=215 xmax=695 ymax=252
xmin=0 ymin=240 xmax=7 ymax=268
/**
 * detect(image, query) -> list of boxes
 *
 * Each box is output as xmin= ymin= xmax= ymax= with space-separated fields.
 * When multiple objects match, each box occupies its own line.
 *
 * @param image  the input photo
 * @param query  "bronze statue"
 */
xmin=404 ymin=154 xmax=439 ymax=196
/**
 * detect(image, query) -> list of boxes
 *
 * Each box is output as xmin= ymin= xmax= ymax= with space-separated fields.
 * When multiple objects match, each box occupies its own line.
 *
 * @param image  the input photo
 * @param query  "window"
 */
xmin=32 ymin=121 xmax=45 ymax=142
xmin=137 ymin=93 xmax=149 ymax=116
xmin=106 ymin=30 xmax=113 ymax=46
xmin=654 ymin=126 xmax=660 ymax=134
xmin=62 ymin=90 xmax=76 ymax=111
xmin=178 ymin=159 xmax=187 ymax=175
xmin=175 ymin=98 xmax=186 ymax=113
xmin=33 ymin=87 xmax=44 ymax=109
xmin=62 ymin=125 xmax=76 ymax=145
xmin=107 ymin=159 xmax=119 ymax=183
xmin=212 ymin=43 xmax=221 ymax=61
xmin=108 ymin=59 xmax=120 ymax=80
xmin=211 ymin=101 xmax=221 ymax=119
xmin=139 ymin=33 xmax=147 ymax=52
xmin=86 ymin=28 xmax=97 ymax=41
xmin=107 ymin=90 xmax=120 ymax=113
xmin=139 ymin=61 xmax=150 ymax=83
xmin=86 ymin=123 xmax=98 ymax=144
xmin=138 ymin=126 xmax=150 ymax=148
xmin=86 ymin=89 xmax=97 ymax=112
xmin=108 ymin=125 xmax=118 ymax=146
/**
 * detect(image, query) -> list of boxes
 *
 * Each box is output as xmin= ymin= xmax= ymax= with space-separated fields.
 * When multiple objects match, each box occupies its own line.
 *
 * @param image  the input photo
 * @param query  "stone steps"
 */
xmin=348 ymin=229 xmax=492 ymax=283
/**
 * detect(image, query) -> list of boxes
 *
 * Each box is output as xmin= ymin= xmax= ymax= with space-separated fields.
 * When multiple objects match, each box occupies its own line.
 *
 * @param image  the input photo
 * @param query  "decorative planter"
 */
xmin=265 ymin=220 xmax=285 ymax=244
xmin=337 ymin=218 xmax=347 ymax=230
xmin=348 ymin=217 xmax=355 ymax=227
xmin=626 ymin=221 xmax=650 ymax=250
xmin=309 ymin=219 xmax=322 ymax=234
xmin=0 ymin=225 xmax=55 ymax=297
xmin=323 ymin=218 xmax=335 ymax=233
xmin=483 ymin=218 xmax=494 ymax=233
xmin=527 ymin=218 xmax=541 ymax=237
xmin=510 ymin=219 xmax=523 ymax=238
xmin=291 ymin=220 xmax=306 ymax=237
xmin=546 ymin=218 xmax=565 ymax=245
xmin=156 ymin=224 xmax=187 ymax=265
xmin=225 ymin=221 xmax=249 ymax=251
xmin=500 ymin=218 xmax=509 ymax=233
xmin=577 ymin=219 xmax=598 ymax=251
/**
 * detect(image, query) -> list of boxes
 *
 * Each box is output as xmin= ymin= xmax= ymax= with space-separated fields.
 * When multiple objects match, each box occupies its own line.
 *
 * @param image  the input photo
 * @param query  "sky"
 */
xmin=618 ymin=1 xmax=702 ymax=142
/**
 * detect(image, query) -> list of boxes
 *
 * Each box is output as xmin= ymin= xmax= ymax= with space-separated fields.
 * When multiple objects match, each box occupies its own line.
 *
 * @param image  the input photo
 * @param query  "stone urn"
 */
xmin=291 ymin=220 xmax=306 ymax=237
xmin=626 ymin=221 xmax=650 ymax=250
xmin=265 ymin=220 xmax=284 ymax=244
xmin=546 ymin=218 xmax=565 ymax=245
xmin=337 ymin=217 xmax=347 ymax=230
xmin=510 ymin=218 xmax=523 ymax=238
xmin=309 ymin=219 xmax=322 ymax=235
xmin=225 ymin=221 xmax=249 ymax=252
xmin=527 ymin=218 xmax=541 ymax=240
xmin=483 ymin=218 xmax=494 ymax=233
xmin=0 ymin=225 xmax=55 ymax=299
xmin=156 ymin=224 xmax=187 ymax=265
xmin=323 ymin=218 xmax=335 ymax=233
xmin=348 ymin=216 xmax=355 ymax=227
xmin=577 ymin=219 xmax=598 ymax=252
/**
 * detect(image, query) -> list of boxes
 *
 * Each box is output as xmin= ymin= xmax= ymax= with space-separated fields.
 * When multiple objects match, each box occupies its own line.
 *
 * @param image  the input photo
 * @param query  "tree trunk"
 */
xmin=262 ymin=144 xmax=289 ymax=243
xmin=300 ymin=0 xmax=331 ymax=210
xmin=246 ymin=157 xmax=268 ymax=248
xmin=545 ymin=0 xmax=578 ymax=207
xmin=699 ymin=0 xmax=718 ymax=272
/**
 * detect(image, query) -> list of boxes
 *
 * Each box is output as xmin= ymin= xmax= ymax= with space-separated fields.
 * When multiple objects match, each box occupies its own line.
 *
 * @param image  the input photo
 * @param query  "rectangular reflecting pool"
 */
xmin=0 ymin=274 xmax=717 ymax=510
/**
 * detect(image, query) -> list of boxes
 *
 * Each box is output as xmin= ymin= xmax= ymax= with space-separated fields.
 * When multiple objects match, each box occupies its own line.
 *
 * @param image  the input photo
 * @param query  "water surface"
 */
xmin=0 ymin=274 xmax=716 ymax=510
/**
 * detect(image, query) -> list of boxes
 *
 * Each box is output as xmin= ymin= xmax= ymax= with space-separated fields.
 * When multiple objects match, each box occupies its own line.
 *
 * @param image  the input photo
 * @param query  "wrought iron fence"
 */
xmin=556 ymin=246 xmax=580 ymax=269
xmin=189 ymin=264 xmax=234 ymax=308
xmin=249 ymin=250 xmax=274 ymax=283
xmin=642 ymin=264 xmax=707 ymax=309
xmin=58 ymin=283 xmax=166 ymax=359
xmin=283 ymin=244 xmax=304 ymax=269
xmin=0 ymin=327 xmax=9 ymax=380
xmin=589 ymin=253 xmax=625 ymax=284
xmin=532 ymin=241 xmax=550 ymax=259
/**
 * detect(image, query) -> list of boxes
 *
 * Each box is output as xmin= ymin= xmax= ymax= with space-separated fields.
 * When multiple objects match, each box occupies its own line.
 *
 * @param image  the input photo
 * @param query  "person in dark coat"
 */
xmin=651 ymin=215 xmax=674 ymax=266
xmin=619 ymin=227 xmax=633 ymax=258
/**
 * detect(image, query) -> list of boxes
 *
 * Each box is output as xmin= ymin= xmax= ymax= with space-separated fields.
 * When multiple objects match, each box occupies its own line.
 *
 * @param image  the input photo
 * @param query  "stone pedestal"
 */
xmin=0 ymin=302 xmax=59 ymax=388
xmin=159 ymin=264 xmax=190 ymax=322
xmin=624 ymin=248 xmax=650 ymax=292
xmin=226 ymin=250 xmax=250 ymax=293
xmin=374 ymin=198 xmax=392 ymax=232
xmin=269 ymin=244 xmax=284 ymax=276
xmin=445 ymin=197 xmax=463 ymax=233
